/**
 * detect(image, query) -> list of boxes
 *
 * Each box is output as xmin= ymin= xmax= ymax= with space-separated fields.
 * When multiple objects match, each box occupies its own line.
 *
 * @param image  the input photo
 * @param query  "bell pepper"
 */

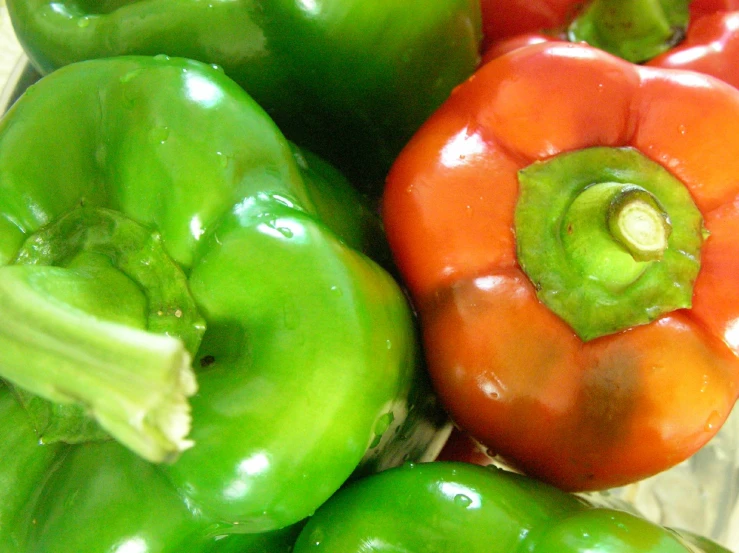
xmin=0 ymin=381 xmax=304 ymax=552
xmin=382 ymin=41 xmax=739 ymax=491
xmin=478 ymin=0 xmax=582 ymax=47
xmin=0 ymin=54 xmax=449 ymax=550
xmin=289 ymin=461 xmax=731 ymax=552
xmin=4 ymin=0 xmax=482 ymax=197
xmin=645 ymin=10 xmax=739 ymax=89
xmin=688 ymin=0 xmax=739 ymax=19
xmin=480 ymin=0 xmax=738 ymax=48
xmin=481 ymin=0 xmax=739 ymax=40
xmin=482 ymin=0 xmax=739 ymax=91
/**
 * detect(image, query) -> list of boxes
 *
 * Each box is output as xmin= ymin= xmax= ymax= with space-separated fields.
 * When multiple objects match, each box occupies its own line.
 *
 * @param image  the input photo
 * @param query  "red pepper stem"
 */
xmin=568 ymin=0 xmax=690 ymax=63
xmin=515 ymin=146 xmax=702 ymax=341
xmin=560 ymin=182 xmax=672 ymax=290
xmin=607 ymin=185 xmax=672 ymax=262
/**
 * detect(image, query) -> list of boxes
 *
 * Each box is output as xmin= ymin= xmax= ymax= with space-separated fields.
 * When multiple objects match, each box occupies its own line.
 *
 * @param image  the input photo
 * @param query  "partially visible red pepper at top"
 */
xmin=481 ymin=0 xmax=739 ymax=44
xmin=479 ymin=0 xmax=582 ymax=47
xmin=481 ymin=0 xmax=739 ymax=90
xmin=646 ymin=10 xmax=739 ymax=89
xmin=690 ymin=0 xmax=739 ymax=19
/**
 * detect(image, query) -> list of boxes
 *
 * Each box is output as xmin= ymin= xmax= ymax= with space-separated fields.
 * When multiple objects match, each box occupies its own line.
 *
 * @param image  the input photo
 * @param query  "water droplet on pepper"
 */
xmin=453 ymin=493 xmax=472 ymax=508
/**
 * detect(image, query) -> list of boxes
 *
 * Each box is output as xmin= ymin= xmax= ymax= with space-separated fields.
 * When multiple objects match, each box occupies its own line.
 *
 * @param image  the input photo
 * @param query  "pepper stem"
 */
xmin=560 ymin=182 xmax=671 ymax=290
xmin=568 ymin=0 xmax=690 ymax=63
xmin=0 ymin=207 xmax=205 ymax=462
xmin=608 ymin=186 xmax=671 ymax=262
xmin=515 ymin=147 xmax=703 ymax=341
xmin=0 ymin=265 xmax=196 ymax=463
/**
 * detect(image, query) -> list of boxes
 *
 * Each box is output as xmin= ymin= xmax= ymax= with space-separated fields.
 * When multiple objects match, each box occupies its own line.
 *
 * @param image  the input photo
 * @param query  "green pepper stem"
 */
xmin=608 ymin=186 xmax=671 ymax=262
xmin=560 ymin=182 xmax=670 ymax=290
xmin=568 ymin=0 xmax=690 ymax=63
xmin=0 ymin=265 xmax=197 ymax=463
xmin=515 ymin=146 xmax=703 ymax=341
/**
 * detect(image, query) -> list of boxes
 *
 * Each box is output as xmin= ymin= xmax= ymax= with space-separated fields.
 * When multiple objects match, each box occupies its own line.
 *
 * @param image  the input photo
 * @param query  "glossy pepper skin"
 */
xmin=0 ymin=55 xmax=448 ymax=550
xmin=290 ymin=462 xmax=730 ymax=553
xmin=0 ymin=381 xmax=304 ymax=552
xmin=646 ymin=10 xmax=739 ymax=89
xmin=690 ymin=0 xmax=739 ymax=18
xmin=382 ymin=42 xmax=739 ymax=491
xmin=5 ymin=0 xmax=482 ymax=197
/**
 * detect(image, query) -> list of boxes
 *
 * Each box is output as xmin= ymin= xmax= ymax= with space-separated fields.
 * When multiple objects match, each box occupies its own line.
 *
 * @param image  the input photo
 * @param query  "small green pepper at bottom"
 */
xmin=292 ymin=461 xmax=730 ymax=553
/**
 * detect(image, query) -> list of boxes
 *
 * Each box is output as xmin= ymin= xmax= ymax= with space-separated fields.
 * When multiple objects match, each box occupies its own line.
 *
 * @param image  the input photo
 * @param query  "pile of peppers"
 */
xmin=1 ymin=1 xmax=738 ymax=552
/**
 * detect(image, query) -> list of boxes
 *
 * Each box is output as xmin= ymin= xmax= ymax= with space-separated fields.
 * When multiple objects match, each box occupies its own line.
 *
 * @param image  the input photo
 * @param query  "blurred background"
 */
xmin=0 ymin=2 xmax=20 ymax=84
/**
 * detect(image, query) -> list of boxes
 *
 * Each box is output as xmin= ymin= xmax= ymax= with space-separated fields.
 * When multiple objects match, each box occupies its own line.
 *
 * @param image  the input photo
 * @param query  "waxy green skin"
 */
xmin=292 ymin=462 xmax=730 ymax=553
xmin=0 ymin=55 xmax=447 ymax=550
xmin=0 ymin=382 xmax=302 ymax=552
xmin=6 ymin=0 xmax=482 ymax=196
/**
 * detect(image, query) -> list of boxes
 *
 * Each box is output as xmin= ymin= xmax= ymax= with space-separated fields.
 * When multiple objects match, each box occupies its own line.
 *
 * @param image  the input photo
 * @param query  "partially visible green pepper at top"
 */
xmin=5 ymin=0 xmax=482 ymax=196
xmin=0 ymin=54 xmax=449 ymax=551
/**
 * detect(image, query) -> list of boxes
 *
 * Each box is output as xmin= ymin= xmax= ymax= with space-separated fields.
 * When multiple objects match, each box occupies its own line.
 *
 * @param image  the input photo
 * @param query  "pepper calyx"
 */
xmin=515 ymin=146 xmax=703 ymax=341
xmin=567 ymin=0 xmax=690 ymax=63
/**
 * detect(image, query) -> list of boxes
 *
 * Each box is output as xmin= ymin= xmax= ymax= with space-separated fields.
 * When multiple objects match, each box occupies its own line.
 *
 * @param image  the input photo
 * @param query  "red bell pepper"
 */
xmin=382 ymin=41 xmax=739 ymax=492
xmin=479 ymin=0 xmax=582 ymax=47
xmin=482 ymin=0 xmax=739 ymax=90
xmin=478 ymin=0 xmax=739 ymax=44
xmin=690 ymin=0 xmax=739 ymax=19
xmin=480 ymin=0 xmax=739 ymax=45
xmin=646 ymin=11 xmax=739 ymax=89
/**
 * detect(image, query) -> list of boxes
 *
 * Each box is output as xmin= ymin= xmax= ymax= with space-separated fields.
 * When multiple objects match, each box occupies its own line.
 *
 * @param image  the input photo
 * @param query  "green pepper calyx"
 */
xmin=515 ymin=146 xmax=703 ymax=341
xmin=0 ymin=207 xmax=205 ymax=463
xmin=568 ymin=0 xmax=690 ymax=63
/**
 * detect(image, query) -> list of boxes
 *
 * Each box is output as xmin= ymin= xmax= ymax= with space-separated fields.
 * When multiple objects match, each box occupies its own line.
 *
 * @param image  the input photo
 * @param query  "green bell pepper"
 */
xmin=5 ymin=0 xmax=482 ymax=196
xmin=0 ymin=54 xmax=448 ymax=550
xmin=0 ymin=381 xmax=303 ymax=552
xmin=292 ymin=461 xmax=731 ymax=553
